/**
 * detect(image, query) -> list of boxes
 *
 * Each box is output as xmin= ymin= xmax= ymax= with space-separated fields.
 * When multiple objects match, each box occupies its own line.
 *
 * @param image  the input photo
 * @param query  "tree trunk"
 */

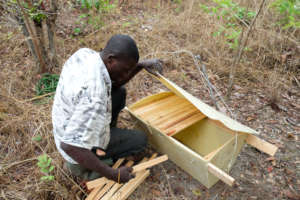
xmin=46 ymin=0 xmax=59 ymax=69
xmin=15 ymin=0 xmax=59 ymax=74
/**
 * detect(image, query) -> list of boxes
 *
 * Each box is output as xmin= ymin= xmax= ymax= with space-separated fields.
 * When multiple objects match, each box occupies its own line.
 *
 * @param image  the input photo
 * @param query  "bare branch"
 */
xmin=226 ymin=0 xmax=266 ymax=99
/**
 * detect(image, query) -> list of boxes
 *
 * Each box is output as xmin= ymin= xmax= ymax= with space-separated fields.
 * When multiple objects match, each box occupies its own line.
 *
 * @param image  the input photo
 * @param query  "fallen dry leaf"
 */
xmin=266 ymin=157 xmax=275 ymax=162
xmin=267 ymin=166 xmax=273 ymax=173
xmin=246 ymin=116 xmax=255 ymax=121
xmin=284 ymin=190 xmax=300 ymax=200
xmin=287 ymin=133 xmax=296 ymax=139
xmin=284 ymin=168 xmax=293 ymax=175
xmin=152 ymin=189 xmax=161 ymax=196
xmin=192 ymin=189 xmax=202 ymax=196
xmin=173 ymin=186 xmax=185 ymax=195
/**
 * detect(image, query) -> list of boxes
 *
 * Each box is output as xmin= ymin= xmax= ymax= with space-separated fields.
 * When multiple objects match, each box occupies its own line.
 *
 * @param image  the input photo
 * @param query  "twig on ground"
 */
xmin=160 ymin=165 xmax=177 ymax=200
xmin=25 ymin=92 xmax=55 ymax=102
xmin=293 ymin=75 xmax=300 ymax=88
xmin=1 ymin=157 xmax=37 ymax=172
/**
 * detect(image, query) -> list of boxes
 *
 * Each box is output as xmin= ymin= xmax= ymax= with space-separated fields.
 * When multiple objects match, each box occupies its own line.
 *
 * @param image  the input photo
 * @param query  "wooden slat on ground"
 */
xmin=85 ymin=154 xmax=166 ymax=200
xmin=86 ymin=158 xmax=125 ymax=200
xmin=110 ymin=170 xmax=150 ymax=200
xmin=101 ymin=154 xmax=158 ymax=200
xmin=92 ymin=161 xmax=134 ymax=200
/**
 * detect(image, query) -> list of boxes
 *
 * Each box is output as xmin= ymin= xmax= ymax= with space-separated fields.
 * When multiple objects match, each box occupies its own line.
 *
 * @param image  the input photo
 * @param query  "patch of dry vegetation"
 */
xmin=0 ymin=0 xmax=299 ymax=199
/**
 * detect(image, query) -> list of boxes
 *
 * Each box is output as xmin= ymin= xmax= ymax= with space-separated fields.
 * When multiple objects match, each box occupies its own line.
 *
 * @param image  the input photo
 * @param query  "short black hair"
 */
xmin=103 ymin=34 xmax=139 ymax=62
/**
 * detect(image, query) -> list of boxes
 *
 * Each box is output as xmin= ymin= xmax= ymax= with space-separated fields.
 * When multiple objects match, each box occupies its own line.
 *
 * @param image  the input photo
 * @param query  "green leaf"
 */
xmin=41 ymin=168 xmax=49 ymax=173
xmin=79 ymin=14 xmax=88 ymax=19
xmin=122 ymin=22 xmax=131 ymax=27
xmin=40 ymin=176 xmax=48 ymax=181
xmin=247 ymin=11 xmax=256 ymax=18
xmin=200 ymin=4 xmax=211 ymax=13
xmin=6 ymin=32 xmax=13 ymax=40
xmin=212 ymin=31 xmax=220 ymax=37
xmin=48 ymin=175 xmax=55 ymax=181
xmin=192 ymin=189 xmax=202 ymax=196
xmin=46 ymin=158 xmax=52 ymax=167
xmin=49 ymin=165 xmax=55 ymax=172
xmin=73 ymin=28 xmax=81 ymax=35
xmin=38 ymin=154 xmax=47 ymax=162
xmin=37 ymin=162 xmax=47 ymax=168
xmin=40 ymin=175 xmax=54 ymax=181
xmin=32 ymin=135 xmax=42 ymax=142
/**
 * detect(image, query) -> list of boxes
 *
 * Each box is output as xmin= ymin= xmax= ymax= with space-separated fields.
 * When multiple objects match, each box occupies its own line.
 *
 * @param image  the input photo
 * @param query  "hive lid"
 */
xmin=154 ymin=74 xmax=259 ymax=135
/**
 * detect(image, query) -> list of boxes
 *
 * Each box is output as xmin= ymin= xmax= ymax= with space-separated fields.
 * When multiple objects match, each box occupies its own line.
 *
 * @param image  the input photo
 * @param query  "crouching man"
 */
xmin=52 ymin=34 xmax=162 ymax=183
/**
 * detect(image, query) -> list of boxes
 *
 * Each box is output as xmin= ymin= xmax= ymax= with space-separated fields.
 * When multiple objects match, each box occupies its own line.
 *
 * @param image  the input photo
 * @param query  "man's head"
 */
xmin=101 ymin=34 xmax=139 ymax=87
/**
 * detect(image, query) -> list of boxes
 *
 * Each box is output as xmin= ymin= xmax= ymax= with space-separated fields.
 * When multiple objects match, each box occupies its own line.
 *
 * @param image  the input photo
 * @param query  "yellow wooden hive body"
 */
xmin=126 ymin=75 xmax=278 ymax=188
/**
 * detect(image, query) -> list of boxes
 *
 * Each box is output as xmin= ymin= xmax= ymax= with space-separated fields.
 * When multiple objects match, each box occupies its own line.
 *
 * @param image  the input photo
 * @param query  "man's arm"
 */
xmin=59 ymin=95 xmax=133 ymax=183
xmin=138 ymin=59 xmax=163 ymax=76
xmin=114 ymin=59 xmax=163 ymax=88
xmin=61 ymin=142 xmax=133 ymax=183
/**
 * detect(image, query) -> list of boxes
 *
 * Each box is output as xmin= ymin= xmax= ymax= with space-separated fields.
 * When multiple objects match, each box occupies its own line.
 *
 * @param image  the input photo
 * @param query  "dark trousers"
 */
xmin=103 ymin=86 xmax=147 ymax=160
xmin=66 ymin=87 xmax=147 ymax=180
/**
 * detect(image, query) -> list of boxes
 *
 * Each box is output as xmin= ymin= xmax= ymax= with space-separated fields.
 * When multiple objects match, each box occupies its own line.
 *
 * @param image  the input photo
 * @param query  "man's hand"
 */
xmin=139 ymin=59 xmax=163 ymax=76
xmin=111 ymin=166 xmax=135 ymax=183
xmin=61 ymin=142 xmax=135 ymax=183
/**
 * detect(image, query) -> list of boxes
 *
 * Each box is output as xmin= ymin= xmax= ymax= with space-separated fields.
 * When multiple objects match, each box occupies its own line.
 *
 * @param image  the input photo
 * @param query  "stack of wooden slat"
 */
xmin=85 ymin=154 xmax=168 ymax=200
xmin=132 ymin=95 xmax=206 ymax=136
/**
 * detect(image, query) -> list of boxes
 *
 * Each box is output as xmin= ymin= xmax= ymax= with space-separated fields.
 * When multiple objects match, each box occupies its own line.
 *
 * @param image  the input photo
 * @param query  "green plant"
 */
xmin=74 ymin=0 xmax=115 ymax=30
xmin=35 ymin=73 xmax=59 ymax=95
xmin=173 ymin=0 xmax=182 ymax=4
xmin=200 ymin=0 xmax=255 ymax=49
xmin=73 ymin=27 xmax=81 ymax=35
xmin=8 ymin=0 xmax=46 ymax=24
xmin=32 ymin=134 xmax=42 ymax=142
xmin=37 ymin=154 xmax=55 ymax=181
xmin=271 ymin=0 xmax=300 ymax=29
xmin=201 ymin=0 xmax=256 ymax=24
xmin=6 ymin=0 xmax=59 ymax=73
xmin=173 ymin=0 xmax=182 ymax=12
xmin=28 ymin=0 xmax=47 ymax=24
xmin=79 ymin=0 xmax=115 ymax=12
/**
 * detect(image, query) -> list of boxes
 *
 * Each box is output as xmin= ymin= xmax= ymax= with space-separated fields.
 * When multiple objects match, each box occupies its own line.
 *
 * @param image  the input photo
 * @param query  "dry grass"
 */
xmin=0 ymin=0 xmax=299 ymax=199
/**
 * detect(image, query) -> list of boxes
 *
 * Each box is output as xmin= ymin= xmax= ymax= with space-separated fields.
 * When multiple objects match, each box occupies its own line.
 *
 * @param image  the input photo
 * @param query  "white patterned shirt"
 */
xmin=52 ymin=48 xmax=112 ymax=164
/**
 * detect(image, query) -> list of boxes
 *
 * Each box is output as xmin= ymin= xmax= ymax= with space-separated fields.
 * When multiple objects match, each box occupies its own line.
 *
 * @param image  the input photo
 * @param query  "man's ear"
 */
xmin=107 ymin=54 xmax=117 ymax=66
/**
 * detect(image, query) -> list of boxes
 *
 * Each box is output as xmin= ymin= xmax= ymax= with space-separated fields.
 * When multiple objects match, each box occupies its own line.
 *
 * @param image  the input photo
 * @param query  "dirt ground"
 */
xmin=0 ymin=0 xmax=299 ymax=200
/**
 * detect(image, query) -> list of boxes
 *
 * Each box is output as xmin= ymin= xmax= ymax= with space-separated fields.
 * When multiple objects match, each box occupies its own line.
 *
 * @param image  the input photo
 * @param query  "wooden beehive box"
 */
xmin=126 ymin=75 xmax=278 ymax=188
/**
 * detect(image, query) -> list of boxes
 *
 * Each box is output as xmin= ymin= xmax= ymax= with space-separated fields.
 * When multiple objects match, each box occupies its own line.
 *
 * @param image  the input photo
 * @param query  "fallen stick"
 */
xmin=207 ymin=163 xmax=235 ymax=186
xmin=110 ymin=170 xmax=151 ymax=200
xmin=25 ymin=92 xmax=55 ymax=102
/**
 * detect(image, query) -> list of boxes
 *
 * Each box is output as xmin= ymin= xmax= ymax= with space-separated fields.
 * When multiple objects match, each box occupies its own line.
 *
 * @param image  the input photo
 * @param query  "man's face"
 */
xmin=107 ymin=57 xmax=137 ymax=87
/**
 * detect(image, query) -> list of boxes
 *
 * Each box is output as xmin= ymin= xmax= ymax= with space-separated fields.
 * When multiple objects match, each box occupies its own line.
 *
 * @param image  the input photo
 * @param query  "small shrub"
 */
xmin=200 ymin=0 xmax=256 ymax=24
xmin=271 ymin=0 xmax=300 ymax=29
xmin=35 ymin=73 xmax=59 ymax=96
xmin=75 ymin=0 xmax=115 ymax=29
xmin=200 ymin=0 xmax=255 ymax=49
xmin=37 ymin=154 xmax=55 ymax=182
